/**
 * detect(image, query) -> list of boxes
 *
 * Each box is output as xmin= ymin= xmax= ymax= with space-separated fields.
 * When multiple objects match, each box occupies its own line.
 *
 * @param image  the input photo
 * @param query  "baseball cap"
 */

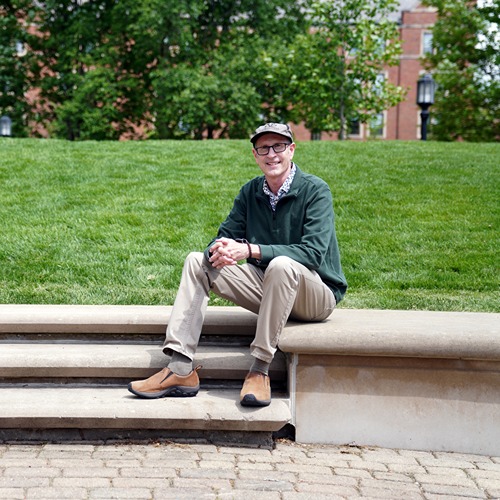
xmin=250 ymin=123 xmax=294 ymax=145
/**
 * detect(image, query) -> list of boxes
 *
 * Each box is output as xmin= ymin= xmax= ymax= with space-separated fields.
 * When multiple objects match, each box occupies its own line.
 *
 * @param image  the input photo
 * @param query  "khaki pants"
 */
xmin=163 ymin=252 xmax=336 ymax=363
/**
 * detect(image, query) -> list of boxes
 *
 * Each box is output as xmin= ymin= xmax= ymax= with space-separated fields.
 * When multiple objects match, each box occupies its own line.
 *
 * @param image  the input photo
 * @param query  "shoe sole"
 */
xmin=127 ymin=383 xmax=199 ymax=399
xmin=240 ymin=394 xmax=271 ymax=407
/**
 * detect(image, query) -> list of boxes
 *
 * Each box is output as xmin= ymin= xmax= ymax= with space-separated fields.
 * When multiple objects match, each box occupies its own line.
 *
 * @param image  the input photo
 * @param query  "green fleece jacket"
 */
xmin=205 ymin=165 xmax=347 ymax=303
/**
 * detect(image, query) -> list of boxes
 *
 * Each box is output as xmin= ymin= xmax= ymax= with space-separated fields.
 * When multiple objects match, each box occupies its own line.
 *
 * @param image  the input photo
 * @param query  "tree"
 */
xmin=272 ymin=0 xmax=406 ymax=139
xmin=0 ymin=0 xmax=35 ymax=137
xmin=52 ymin=67 xmax=123 ymax=140
xmin=423 ymin=0 xmax=499 ymax=141
xmin=23 ymin=0 xmax=312 ymax=139
xmin=149 ymin=0 xmax=312 ymax=139
xmin=151 ymin=55 xmax=262 ymax=140
xmin=27 ymin=0 xmax=125 ymax=139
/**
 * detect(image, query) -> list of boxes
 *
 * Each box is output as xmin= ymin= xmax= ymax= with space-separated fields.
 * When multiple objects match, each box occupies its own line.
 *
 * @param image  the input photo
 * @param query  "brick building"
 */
xmin=292 ymin=1 xmax=437 ymax=141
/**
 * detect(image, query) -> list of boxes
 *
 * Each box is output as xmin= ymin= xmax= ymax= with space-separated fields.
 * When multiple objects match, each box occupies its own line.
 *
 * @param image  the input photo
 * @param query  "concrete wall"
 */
xmin=291 ymin=354 xmax=500 ymax=456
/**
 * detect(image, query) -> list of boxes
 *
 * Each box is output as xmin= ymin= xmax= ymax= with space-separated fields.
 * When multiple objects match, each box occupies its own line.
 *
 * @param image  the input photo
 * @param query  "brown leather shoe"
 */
xmin=128 ymin=366 xmax=201 ymax=399
xmin=240 ymin=371 xmax=271 ymax=407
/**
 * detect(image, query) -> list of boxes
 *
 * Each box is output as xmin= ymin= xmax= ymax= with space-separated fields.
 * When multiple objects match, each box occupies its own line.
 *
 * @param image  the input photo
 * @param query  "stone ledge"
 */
xmin=2 ymin=304 xmax=498 ymax=360
xmin=280 ymin=309 xmax=500 ymax=360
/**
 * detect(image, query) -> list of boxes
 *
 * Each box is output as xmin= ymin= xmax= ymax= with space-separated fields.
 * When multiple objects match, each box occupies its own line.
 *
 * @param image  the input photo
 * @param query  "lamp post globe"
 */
xmin=416 ymin=74 xmax=436 ymax=141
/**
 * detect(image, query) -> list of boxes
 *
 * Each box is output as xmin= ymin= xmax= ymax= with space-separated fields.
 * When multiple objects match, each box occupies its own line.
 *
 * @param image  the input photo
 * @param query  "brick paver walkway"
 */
xmin=1 ymin=441 xmax=499 ymax=499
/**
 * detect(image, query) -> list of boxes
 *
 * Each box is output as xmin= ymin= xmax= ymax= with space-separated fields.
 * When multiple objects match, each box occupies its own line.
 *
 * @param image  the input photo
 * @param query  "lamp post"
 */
xmin=416 ymin=74 xmax=436 ymax=141
xmin=0 ymin=116 xmax=12 ymax=137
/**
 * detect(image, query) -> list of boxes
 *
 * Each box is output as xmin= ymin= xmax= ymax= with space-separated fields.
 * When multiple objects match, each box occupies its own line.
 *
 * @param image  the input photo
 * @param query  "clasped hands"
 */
xmin=209 ymin=237 xmax=249 ymax=269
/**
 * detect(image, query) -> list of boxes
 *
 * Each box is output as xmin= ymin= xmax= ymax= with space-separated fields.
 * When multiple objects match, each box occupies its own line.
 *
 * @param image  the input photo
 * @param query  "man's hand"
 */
xmin=209 ymin=237 xmax=248 ymax=269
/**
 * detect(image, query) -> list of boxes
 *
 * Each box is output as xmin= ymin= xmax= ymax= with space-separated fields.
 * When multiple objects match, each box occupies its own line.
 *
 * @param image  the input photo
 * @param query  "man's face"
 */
xmin=252 ymin=133 xmax=295 ymax=183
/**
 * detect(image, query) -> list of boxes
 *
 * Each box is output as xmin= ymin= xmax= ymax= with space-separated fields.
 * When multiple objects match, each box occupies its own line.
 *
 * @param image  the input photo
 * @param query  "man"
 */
xmin=128 ymin=123 xmax=347 ymax=406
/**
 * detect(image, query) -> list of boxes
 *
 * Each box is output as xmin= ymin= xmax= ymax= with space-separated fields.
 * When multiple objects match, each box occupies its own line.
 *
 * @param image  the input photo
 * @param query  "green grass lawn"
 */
xmin=0 ymin=138 xmax=498 ymax=312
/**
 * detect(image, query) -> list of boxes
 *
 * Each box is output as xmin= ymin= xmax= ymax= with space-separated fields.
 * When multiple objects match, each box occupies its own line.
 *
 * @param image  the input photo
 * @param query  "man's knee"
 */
xmin=184 ymin=251 xmax=204 ymax=268
xmin=266 ymin=255 xmax=300 ymax=276
xmin=182 ymin=252 xmax=207 ymax=279
xmin=264 ymin=256 xmax=305 ymax=290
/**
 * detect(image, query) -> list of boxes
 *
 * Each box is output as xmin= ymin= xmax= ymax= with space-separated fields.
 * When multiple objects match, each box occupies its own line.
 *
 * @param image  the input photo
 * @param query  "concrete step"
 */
xmin=0 ymin=386 xmax=291 ymax=437
xmin=0 ymin=305 xmax=291 ymax=444
xmin=0 ymin=304 xmax=257 ymax=336
xmin=0 ymin=343 xmax=287 ymax=381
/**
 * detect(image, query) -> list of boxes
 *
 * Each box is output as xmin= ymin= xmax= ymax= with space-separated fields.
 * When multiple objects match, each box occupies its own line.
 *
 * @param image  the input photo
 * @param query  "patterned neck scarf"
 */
xmin=263 ymin=163 xmax=296 ymax=211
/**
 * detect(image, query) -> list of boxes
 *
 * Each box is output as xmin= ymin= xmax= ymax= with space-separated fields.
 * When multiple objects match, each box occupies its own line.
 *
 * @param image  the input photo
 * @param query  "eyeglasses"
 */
xmin=254 ymin=143 xmax=291 ymax=156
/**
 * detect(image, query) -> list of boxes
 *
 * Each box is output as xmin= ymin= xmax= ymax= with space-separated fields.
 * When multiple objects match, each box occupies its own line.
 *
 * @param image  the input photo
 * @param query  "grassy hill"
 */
xmin=0 ymin=138 xmax=498 ymax=312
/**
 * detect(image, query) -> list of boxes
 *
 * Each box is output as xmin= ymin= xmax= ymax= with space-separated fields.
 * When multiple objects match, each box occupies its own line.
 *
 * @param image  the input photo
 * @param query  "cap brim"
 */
xmin=250 ymin=131 xmax=293 ymax=145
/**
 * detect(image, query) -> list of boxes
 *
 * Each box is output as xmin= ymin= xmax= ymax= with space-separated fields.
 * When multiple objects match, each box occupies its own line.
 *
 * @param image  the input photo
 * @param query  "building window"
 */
xmin=374 ymin=37 xmax=387 ymax=56
xmin=350 ymin=36 xmax=386 ymax=56
xmin=369 ymin=113 xmax=385 ymax=138
xmin=349 ymin=119 xmax=361 ymax=137
xmin=422 ymin=32 xmax=433 ymax=55
xmin=374 ymin=72 xmax=385 ymax=93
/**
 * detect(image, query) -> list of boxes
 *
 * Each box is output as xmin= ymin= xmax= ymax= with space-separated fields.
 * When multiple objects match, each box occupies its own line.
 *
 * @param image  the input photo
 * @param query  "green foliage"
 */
xmin=3 ymin=0 xmax=411 ymax=140
xmin=52 ymin=67 xmax=122 ymax=140
xmin=151 ymin=62 xmax=262 ymax=140
xmin=11 ymin=0 xmax=313 ymax=140
xmin=276 ymin=0 xmax=406 ymax=138
xmin=149 ymin=0 xmax=311 ymax=139
xmin=423 ymin=0 xmax=500 ymax=141
xmin=0 ymin=0 xmax=35 ymax=136
xmin=27 ymin=0 xmax=124 ymax=139
xmin=0 ymin=138 xmax=498 ymax=312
